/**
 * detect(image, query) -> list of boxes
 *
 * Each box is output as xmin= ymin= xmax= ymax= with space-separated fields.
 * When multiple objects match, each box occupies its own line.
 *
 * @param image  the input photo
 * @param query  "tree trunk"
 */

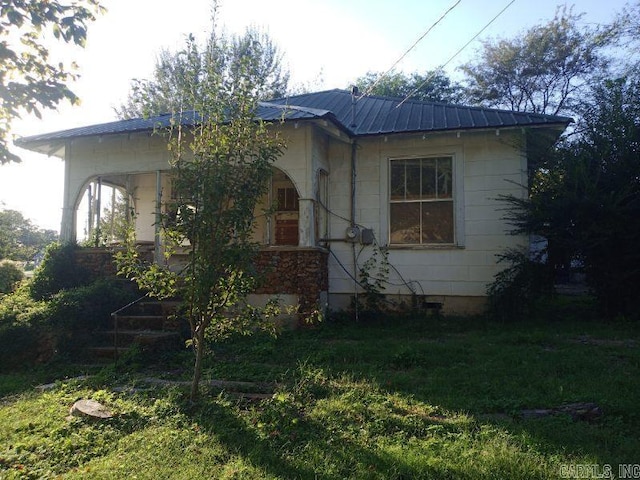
xmin=190 ymin=328 xmax=205 ymax=402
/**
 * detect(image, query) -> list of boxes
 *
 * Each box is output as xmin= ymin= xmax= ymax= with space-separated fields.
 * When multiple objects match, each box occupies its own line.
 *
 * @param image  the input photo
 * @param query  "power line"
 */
xmin=358 ymin=0 xmax=462 ymax=100
xmin=396 ymin=0 xmax=518 ymax=107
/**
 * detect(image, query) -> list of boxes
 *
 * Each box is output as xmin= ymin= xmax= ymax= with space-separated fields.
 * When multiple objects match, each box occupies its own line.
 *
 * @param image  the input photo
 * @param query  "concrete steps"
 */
xmin=114 ymin=315 xmax=166 ymax=330
xmin=86 ymin=299 xmax=184 ymax=361
xmin=86 ymin=346 xmax=131 ymax=359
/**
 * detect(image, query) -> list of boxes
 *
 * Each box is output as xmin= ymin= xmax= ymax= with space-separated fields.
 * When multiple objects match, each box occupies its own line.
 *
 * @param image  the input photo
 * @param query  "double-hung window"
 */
xmin=389 ymin=156 xmax=454 ymax=245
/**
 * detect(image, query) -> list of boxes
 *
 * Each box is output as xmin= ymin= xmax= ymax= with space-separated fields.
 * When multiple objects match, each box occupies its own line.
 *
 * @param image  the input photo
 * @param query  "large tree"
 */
xmin=0 ymin=0 xmax=103 ymax=163
xmin=496 ymin=75 xmax=640 ymax=318
xmin=0 ymin=208 xmax=57 ymax=261
xmin=611 ymin=0 xmax=640 ymax=73
xmin=354 ymin=69 xmax=465 ymax=104
xmin=116 ymin=34 xmax=285 ymax=401
xmin=460 ymin=6 xmax=611 ymax=116
xmin=115 ymin=26 xmax=290 ymax=119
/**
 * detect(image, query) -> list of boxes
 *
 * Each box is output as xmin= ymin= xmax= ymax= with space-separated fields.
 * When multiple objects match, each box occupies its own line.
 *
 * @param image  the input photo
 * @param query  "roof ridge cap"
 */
xmin=268 ymin=88 xmax=349 ymax=103
xmin=259 ymin=101 xmax=331 ymax=117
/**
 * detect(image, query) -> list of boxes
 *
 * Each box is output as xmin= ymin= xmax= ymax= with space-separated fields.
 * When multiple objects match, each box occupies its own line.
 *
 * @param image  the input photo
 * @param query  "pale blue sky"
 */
xmin=0 ymin=0 xmax=629 ymax=231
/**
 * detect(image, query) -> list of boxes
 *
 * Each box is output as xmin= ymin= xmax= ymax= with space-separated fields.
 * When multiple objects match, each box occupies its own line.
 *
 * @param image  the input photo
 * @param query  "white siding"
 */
xmin=326 ymin=130 xmax=528 ymax=300
xmin=64 ymin=134 xmax=170 ymax=242
xmin=63 ymin=122 xmax=529 ymax=308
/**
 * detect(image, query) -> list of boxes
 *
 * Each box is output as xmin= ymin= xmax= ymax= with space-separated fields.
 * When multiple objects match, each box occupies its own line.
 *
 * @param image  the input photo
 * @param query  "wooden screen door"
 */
xmin=275 ymin=186 xmax=299 ymax=245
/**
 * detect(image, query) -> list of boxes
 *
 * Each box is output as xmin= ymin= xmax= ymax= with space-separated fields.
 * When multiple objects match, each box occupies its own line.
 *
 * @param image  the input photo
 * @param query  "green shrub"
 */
xmin=0 ymin=261 xmax=23 ymax=295
xmin=0 ymin=285 xmax=50 ymax=369
xmin=0 ymin=278 xmax=138 ymax=368
xmin=0 ymin=284 xmax=49 ymax=326
xmin=487 ymin=248 xmax=554 ymax=321
xmin=0 ymin=259 xmax=24 ymax=294
xmin=29 ymin=243 xmax=91 ymax=300
xmin=46 ymin=278 xmax=138 ymax=356
xmin=48 ymin=278 xmax=138 ymax=331
xmin=0 ymin=244 xmax=136 ymax=368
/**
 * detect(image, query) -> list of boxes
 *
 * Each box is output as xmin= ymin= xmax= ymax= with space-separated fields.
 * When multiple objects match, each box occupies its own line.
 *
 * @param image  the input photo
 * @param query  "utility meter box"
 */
xmin=360 ymin=228 xmax=375 ymax=245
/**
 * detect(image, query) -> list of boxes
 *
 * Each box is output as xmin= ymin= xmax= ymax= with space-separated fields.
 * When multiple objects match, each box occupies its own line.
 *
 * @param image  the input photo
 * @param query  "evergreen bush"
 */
xmin=0 ymin=259 xmax=24 ymax=294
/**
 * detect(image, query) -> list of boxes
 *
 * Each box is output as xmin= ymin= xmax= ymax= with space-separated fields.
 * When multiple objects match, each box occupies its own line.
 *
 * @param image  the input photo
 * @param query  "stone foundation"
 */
xmin=254 ymin=247 xmax=329 ymax=317
xmin=74 ymin=246 xmax=329 ymax=320
xmin=74 ymin=245 xmax=154 ymax=281
xmin=74 ymin=248 xmax=120 ymax=279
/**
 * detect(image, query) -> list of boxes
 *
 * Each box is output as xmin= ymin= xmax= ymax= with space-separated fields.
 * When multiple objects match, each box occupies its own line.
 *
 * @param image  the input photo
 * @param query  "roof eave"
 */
xmin=349 ymin=120 xmax=571 ymax=140
xmin=13 ymin=110 xmax=352 ymax=155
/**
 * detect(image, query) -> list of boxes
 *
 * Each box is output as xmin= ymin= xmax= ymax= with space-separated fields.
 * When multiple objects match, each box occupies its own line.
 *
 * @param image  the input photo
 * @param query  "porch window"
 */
xmin=389 ymin=157 xmax=454 ymax=245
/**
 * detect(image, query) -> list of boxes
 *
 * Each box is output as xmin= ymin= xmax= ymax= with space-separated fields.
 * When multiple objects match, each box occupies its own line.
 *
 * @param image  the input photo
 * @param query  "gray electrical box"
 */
xmin=360 ymin=228 xmax=375 ymax=245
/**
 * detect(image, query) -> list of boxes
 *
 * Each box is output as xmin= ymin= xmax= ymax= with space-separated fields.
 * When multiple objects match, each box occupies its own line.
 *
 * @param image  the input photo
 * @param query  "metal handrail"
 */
xmin=110 ymin=293 xmax=149 ymax=364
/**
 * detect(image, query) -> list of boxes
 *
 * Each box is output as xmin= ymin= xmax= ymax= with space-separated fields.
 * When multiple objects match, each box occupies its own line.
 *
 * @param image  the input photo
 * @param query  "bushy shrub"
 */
xmin=0 ymin=284 xmax=49 ymax=326
xmin=46 ymin=278 xmax=139 ymax=356
xmin=0 ymin=259 xmax=24 ymax=294
xmin=0 ymin=285 xmax=50 ymax=369
xmin=0 ymin=278 xmax=138 ymax=368
xmin=486 ymin=248 xmax=554 ymax=321
xmin=47 ymin=278 xmax=138 ymax=331
xmin=29 ymin=243 xmax=91 ymax=300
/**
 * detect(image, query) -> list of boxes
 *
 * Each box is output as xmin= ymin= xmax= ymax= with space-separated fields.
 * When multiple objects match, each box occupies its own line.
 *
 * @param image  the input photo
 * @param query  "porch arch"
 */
xmin=70 ymin=171 xmax=171 ymax=245
xmin=254 ymin=167 xmax=303 ymax=246
xmin=70 ymin=174 xmax=130 ymax=244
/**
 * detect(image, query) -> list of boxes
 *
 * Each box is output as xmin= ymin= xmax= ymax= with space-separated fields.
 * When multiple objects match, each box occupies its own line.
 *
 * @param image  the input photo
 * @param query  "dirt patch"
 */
xmin=571 ymin=335 xmax=637 ymax=348
xmin=139 ymin=377 xmax=277 ymax=399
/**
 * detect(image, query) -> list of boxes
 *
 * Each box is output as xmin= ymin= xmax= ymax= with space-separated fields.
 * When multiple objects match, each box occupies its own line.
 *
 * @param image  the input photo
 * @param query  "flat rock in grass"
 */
xmin=35 ymin=375 xmax=90 ymax=392
xmin=521 ymin=402 xmax=602 ymax=422
xmin=69 ymin=399 xmax=113 ymax=420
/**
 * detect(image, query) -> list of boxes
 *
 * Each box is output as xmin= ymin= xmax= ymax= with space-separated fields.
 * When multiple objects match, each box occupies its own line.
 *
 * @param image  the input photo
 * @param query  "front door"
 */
xmin=274 ymin=186 xmax=299 ymax=245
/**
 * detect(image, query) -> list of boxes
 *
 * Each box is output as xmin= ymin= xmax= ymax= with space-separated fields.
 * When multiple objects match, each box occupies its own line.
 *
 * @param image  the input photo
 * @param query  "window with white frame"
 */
xmin=389 ymin=156 xmax=454 ymax=245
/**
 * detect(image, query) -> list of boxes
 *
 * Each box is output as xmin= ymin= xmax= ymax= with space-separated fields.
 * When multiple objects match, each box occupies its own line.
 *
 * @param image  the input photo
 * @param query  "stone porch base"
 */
xmin=74 ymin=246 xmax=329 ymax=321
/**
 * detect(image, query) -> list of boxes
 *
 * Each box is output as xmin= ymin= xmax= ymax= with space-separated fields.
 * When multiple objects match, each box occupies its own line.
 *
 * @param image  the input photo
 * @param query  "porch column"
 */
xmin=298 ymin=198 xmax=316 ymax=247
xmin=154 ymin=170 xmax=163 ymax=264
xmin=60 ymin=207 xmax=76 ymax=243
xmin=59 ymin=142 xmax=76 ymax=244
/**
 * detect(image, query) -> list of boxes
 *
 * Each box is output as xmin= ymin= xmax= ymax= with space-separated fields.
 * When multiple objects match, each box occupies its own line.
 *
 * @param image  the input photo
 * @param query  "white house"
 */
xmin=17 ymin=89 xmax=570 ymax=316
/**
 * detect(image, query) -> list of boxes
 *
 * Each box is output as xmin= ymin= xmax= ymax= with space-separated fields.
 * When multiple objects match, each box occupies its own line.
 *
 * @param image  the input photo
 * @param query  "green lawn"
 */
xmin=1 ymin=313 xmax=639 ymax=479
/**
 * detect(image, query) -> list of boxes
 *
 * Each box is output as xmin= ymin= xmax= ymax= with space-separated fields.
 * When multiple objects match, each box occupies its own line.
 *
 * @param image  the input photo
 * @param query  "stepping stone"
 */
xmin=69 ymin=399 xmax=113 ymax=420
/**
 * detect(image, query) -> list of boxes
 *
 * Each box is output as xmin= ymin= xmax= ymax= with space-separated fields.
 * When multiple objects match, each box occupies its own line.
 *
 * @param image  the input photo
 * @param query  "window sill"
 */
xmin=387 ymin=244 xmax=465 ymax=251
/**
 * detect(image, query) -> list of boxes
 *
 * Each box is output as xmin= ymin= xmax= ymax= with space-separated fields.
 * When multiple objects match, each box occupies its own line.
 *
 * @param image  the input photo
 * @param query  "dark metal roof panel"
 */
xmin=15 ymin=103 xmax=332 ymax=147
xmin=363 ymin=98 xmax=389 ymax=133
xmin=15 ymin=114 xmax=171 ymax=145
xmin=16 ymin=89 xmax=572 ymax=149
xmin=395 ymin=102 xmax=412 ymax=132
xmin=269 ymin=89 xmax=572 ymax=135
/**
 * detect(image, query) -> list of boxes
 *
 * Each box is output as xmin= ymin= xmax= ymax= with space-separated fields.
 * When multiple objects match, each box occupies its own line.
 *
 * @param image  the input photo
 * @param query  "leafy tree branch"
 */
xmin=1 ymin=0 xmax=104 ymax=163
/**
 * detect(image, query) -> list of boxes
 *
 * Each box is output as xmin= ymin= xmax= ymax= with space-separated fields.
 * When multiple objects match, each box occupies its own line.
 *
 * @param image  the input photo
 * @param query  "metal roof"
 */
xmin=15 ymin=103 xmax=334 ymax=148
xmin=268 ymin=89 xmax=572 ymax=136
xmin=15 ymin=89 xmax=571 ymax=151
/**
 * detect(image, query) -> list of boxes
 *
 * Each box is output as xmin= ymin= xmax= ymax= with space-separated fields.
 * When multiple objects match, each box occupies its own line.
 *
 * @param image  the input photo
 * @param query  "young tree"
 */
xmin=116 ymin=34 xmax=285 ymax=401
xmin=0 ymin=0 xmax=104 ymax=163
xmin=115 ymin=26 xmax=290 ymax=119
xmin=460 ymin=6 xmax=611 ymax=116
xmin=354 ymin=69 xmax=465 ymax=103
